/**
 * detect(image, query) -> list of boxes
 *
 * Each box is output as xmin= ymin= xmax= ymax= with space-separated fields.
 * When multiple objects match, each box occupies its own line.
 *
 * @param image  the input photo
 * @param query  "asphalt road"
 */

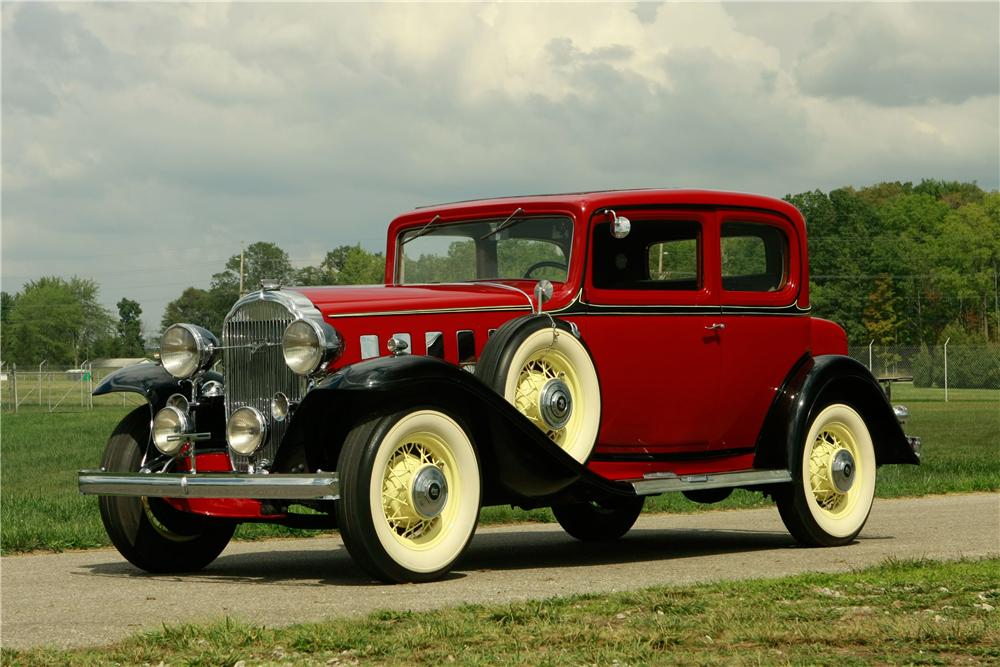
xmin=2 ymin=493 xmax=998 ymax=651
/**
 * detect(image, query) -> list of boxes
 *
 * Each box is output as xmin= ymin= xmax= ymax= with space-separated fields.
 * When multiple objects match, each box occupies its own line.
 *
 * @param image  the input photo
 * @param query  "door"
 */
xmin=715 ymin=210 xmax=810 ymax=451
xmin=578 ymin=208 xmax=722 ymax=454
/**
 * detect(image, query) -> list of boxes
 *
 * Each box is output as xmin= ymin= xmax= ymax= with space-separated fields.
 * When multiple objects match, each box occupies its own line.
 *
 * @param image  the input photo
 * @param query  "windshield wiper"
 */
xmin=479 ymin=207 xmax=526 ymax=241
xmin=401 ymin=214 xmax=442 ymax=245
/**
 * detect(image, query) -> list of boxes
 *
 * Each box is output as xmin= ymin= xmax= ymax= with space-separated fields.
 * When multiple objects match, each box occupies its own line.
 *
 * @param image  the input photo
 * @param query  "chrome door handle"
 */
xmin=705 ymin=323 xmax=725 ymax=331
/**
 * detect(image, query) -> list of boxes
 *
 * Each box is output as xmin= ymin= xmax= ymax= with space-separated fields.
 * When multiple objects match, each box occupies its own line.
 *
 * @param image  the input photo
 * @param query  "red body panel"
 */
xmin=183 ymin=189 xmax=836 ymax=516
xmin=364 ymin=190 xmax=820 ymax=480
xmin=163 ymin=453 xmax=286 ymax=519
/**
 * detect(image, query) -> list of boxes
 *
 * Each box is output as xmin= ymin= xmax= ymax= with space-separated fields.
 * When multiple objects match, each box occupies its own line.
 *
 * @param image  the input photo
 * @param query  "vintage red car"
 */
xmin=80 ymin=189 xmax=920 ymax=583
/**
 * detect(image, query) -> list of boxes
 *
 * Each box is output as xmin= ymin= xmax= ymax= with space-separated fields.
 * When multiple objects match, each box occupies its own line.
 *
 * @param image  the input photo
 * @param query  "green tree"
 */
xmin=161 ymin=287 xmax=231 ymax=337
xmin=115 ymin=298 xmax=145 ymax=357
xmin=4 ymin=277 xmax=114 ymax=365
xmin=211 ymin=242 xmax=295 ymax=298
xmin=296 ymin=245 xmax=386 ymax=285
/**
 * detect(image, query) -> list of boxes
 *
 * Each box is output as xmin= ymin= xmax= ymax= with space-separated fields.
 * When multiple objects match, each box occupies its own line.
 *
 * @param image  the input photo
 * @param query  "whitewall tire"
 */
xmin=776 ymin=403 xmax=877 ymax=546
xmin=337 ymin=408 xmax=481 ymax=583
xmin=477 ymin=317 xmax=600 ymax=464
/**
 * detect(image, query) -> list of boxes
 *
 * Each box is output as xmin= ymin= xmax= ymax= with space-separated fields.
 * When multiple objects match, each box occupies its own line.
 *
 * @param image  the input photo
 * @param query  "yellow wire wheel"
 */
xmin=777 ymin=402 xmax=877 ymax=546
xmin=501 ymin=327 xmax=601 ymax=463
xmin=339 ymin=409 xmax=480 ymax=582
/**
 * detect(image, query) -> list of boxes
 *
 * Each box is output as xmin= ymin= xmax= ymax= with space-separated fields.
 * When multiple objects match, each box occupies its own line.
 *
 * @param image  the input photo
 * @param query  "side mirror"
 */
xmin=534 ymin=279 xmax=553 ymax=314
xmin=607 ymin=210 xmax=631 ymax=239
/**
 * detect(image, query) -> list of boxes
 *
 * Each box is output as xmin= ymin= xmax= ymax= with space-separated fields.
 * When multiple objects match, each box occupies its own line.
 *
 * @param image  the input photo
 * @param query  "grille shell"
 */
xmin=222 ymin=293 xmax=310 ymax=471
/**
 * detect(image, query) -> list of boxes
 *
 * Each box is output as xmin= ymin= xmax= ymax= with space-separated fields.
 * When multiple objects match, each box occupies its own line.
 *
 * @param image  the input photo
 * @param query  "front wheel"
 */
xmin=336 ymin=408 xmax=481 ymax=583
xmin=552 ymin=496 xmax=645 ymax=541
xmin=99 ymin=407 xmax=236 ymax=573
xmin=775 ymin=403 xmax=877 ymax=547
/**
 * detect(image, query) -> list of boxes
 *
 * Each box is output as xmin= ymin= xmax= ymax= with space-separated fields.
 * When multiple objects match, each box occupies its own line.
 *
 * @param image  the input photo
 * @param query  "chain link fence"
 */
xmin=0 ymin=362 xmax=148 ymax=412
xmin=847 ymin=343 xmax=1000 ymax=400
xmin=2 ymin=345 xmax=998 ymax=412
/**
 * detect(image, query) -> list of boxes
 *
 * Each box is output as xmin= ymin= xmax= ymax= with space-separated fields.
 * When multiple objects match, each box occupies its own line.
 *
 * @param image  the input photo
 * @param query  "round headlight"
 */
xmin=161 ymin=324 xmax=217 ymax=379
xmin=152 ymin=406 xmax=191 ymax=456
xmin=227 ymin=406 xmax=267 ymax=456
xmin=282 ymin=319 xmax=341 ymax=375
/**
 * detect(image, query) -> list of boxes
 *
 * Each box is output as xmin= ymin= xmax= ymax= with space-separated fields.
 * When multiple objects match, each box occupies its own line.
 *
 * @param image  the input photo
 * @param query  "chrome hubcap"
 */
xmin=539 ymin=378 xmax=573 ymax=430
xmin=409 ymin=464 xmax=449 ymax=519
xmin=830 ymin=449 xmax=856 ymax=493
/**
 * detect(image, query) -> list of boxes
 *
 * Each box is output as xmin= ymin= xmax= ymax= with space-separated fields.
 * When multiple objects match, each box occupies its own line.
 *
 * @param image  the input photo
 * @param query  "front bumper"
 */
xmin=78 ymin=470 xmax=340 ymax=500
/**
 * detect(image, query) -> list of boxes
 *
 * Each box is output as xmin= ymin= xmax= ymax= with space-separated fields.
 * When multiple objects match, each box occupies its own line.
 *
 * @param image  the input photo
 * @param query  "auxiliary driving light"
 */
xmin=152 ymin=406 xmax=192 ymax=456
xmin=227 ymin=406 xmax=268 ymax=456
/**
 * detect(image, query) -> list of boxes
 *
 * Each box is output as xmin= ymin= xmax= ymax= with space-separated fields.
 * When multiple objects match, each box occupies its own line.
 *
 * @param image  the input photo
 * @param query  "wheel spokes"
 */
xmin=381 ymin=440 xmax=446 ymax=542
xmin=809 ymin=430 xmax=850 ymax=513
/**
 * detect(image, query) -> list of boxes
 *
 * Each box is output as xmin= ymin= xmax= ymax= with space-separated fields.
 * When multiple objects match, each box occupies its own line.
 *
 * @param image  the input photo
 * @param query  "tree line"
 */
xmin=1 ymin=180 xmax=997 ymax=368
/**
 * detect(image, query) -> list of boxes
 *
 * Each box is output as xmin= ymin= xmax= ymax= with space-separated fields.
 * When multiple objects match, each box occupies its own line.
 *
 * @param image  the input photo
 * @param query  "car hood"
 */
xmin=290 ymin=283 xmax=535 ymax=318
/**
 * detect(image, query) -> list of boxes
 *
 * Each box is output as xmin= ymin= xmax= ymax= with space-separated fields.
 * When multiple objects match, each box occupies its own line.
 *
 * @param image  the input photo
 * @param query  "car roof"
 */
xmin=404 ymin=188 xmax=801 ymax=221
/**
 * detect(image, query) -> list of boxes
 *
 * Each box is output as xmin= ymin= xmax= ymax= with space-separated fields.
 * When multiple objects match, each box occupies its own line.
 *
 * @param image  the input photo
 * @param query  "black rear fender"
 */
xmin=279 ymin=355 xmax=632 ymax=506
xmin=753 ymin=354 xmax=919 ymax=470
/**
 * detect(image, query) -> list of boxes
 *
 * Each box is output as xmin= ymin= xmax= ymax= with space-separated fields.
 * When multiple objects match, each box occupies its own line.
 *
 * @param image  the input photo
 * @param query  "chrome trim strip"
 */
xmin=328 ymin=305 xmax=531 ymax=319
xmin=630 ymin=469 xmax=791 ymax=496
xmin=78 ymin=470 xmax=340 ymax=500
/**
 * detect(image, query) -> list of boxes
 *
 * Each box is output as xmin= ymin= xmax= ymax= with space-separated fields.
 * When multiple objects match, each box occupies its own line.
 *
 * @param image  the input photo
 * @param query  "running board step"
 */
xmin=630 ymin=469 xmax=791 ymax=496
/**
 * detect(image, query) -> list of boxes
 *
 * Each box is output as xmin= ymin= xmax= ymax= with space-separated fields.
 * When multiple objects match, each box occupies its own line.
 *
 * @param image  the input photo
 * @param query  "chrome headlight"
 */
xmin=227 ymin=406 xmax=267 ymax=455
xmin=160 ymin=324 xmax=218 ymax=379
xmin=282 ymin=319 xmax=342 ymax=375
xmin=152 ymin=406 xmax=191 ymax=456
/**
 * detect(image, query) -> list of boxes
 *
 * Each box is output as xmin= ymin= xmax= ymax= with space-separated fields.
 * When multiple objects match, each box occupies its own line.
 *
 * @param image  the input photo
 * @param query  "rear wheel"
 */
xmin=775 ymin=403 xmax=876 ymax=547
xmin=99 ymin=406 xmax=236 ymax=573
xmin=337 ymin=408 xmax=481 ymax=583
xmin=552 ymin=496 xmax=644 ymax=541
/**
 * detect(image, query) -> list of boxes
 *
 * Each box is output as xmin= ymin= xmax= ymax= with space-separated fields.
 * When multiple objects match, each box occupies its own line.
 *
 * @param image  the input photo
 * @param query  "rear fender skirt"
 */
xmin=279 ymin=355 xmax=636 ymax=506
xmin=753 ymin=354 xmax=920 ymax=470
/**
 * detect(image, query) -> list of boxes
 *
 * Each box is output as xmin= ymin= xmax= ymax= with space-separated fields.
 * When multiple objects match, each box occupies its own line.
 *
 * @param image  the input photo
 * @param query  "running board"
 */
xmin=630 ymin=469 xmax=791 ymax=496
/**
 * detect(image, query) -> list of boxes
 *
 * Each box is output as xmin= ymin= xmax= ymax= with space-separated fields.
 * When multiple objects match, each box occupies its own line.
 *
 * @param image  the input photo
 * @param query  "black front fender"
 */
xmin=93 ymin=363 xmax=192 ymax=413
xmin=92 ymin=364 xmax=226 ymax=452
xmin=279 ymin=355 xmax=634 ymax=506
xmin=753 ymin=354 xmax=920 ymax=470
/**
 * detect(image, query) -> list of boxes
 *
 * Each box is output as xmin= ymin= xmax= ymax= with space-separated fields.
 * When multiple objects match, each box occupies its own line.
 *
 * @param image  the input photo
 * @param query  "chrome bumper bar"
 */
xmin=78 ymin=470 xmax=340 ymax=501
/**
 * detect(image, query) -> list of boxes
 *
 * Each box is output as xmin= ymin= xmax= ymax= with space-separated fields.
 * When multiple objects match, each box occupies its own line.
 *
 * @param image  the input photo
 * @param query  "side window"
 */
xmin=721 ymin=222 xmax=787 ymax=292
xmin=648 ymin=238 xmax=698 ymax=284
xmin=593 ymin=220 xmax=701 ymax=290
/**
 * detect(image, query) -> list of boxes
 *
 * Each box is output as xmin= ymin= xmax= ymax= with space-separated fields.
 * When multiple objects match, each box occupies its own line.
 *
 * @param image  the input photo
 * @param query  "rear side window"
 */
xmin=593 ymin=220 xmax=701 ymax=290
xmin=721 ymin=222 xmax=787 ymax=292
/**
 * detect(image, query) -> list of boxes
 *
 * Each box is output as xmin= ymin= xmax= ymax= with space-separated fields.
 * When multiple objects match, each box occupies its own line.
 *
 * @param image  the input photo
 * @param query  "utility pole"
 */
xmin=994 ymin=262 xmax=998 ymax=343
xmin=943 ymin=337 xmax=951 ymax=402
xmin=239 ymin=242 xmax=246 ymax=296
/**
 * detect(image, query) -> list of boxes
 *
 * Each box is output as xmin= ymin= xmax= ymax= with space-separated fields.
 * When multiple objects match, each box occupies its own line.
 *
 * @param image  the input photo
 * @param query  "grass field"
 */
xmin=5 ymin=557 xmax=998 ymax=665
xmin=1 ymin=384 xmax=997 ymax=554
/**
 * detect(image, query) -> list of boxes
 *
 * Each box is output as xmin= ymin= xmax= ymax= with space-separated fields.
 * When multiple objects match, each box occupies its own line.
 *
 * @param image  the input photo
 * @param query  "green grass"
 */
xmin=5 ymin=558 xmax=999 ymax=665
xmin=2 ymin=385 xmax=997 ymax=554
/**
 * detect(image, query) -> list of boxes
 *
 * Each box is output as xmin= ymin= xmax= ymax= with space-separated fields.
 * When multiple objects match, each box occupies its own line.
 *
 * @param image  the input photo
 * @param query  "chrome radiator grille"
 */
xmin=223 ymin=299 xmax=305 ymax=471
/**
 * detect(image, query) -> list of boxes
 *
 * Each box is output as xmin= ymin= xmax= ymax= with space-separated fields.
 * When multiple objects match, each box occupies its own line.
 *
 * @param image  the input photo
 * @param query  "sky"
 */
xmin=2 ymin=2 xmax=998 ymax=334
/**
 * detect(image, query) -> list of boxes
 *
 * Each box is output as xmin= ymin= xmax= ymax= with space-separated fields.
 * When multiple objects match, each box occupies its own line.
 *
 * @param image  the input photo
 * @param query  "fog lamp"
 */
xmin=152 ymin=406 xmax=191 ymax=456
xmin=227 ymin=406 xmax=267 ymax=456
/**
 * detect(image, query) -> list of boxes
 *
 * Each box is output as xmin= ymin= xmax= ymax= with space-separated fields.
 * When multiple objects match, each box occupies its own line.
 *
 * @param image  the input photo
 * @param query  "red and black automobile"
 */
xmin=79 ymin=189 xmax=920 ymax=583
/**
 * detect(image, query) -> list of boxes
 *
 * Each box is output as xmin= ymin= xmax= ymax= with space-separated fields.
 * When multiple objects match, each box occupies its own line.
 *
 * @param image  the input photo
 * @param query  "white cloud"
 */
xmin=1 ymin=2 xmax=997 ymax=330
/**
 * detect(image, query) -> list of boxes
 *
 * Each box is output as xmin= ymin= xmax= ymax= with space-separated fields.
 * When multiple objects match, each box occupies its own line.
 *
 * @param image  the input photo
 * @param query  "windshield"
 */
xmin=397 ymin=216 xmax=573 ymax=284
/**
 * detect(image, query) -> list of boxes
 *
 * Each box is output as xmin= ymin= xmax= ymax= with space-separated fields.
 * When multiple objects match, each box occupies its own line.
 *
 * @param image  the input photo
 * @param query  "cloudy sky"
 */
xmin=2 ymin=2 xmax=998 ymax=332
